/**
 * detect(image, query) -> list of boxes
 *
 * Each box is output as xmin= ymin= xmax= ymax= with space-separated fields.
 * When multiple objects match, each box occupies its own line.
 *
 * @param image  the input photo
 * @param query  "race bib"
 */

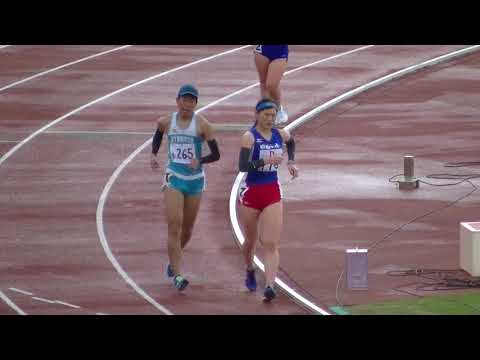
xmin=170 ymin=143 xmax=195 ymax=164
xmin=259 ymin=148 xmax=282 ymax=172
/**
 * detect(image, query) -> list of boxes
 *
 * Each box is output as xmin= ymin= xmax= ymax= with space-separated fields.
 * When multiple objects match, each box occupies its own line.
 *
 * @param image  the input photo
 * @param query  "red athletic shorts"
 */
xmin=239 ymin=182 xmax=282 ymax=211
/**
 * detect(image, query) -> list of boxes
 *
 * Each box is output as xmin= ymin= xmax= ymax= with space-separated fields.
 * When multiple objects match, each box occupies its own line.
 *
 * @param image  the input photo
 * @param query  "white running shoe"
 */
xmin=275 ymin=105 xmax=288 ymax=125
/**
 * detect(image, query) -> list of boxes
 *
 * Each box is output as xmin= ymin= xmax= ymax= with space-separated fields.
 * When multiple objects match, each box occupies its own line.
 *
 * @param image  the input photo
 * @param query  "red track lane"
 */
xmin=100 ymin=46 xmax=468 ymax=314
xmin=0 ymin=46 xmax=126 ymax=88
xmin=0 ymin=45 xmax=236 ymax=145
xmin=277 ymin=50 xmax=480 ymax=307
xmin=0 ymin=45 xmax=473 ymax=314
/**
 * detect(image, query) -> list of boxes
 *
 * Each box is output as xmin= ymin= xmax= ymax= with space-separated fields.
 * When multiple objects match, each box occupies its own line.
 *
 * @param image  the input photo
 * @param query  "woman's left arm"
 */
xmin=197 ymin=115 xmax=220 ymax=166
xmin=279 ymin=129 xmax=299 ymax=179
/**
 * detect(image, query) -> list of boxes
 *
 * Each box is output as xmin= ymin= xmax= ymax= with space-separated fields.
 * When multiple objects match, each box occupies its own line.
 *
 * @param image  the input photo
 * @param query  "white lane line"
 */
xmin=0 ymin=45 xmax=250 ymax=316
xmin=196 ymin=46 xmax=374 ymax=112
xmin=230 ymin=45 xmax=480 ymax=315
xmin=285 ymin=45 xmax=480 ymax=131
xmin=0 ymin=45 xmax=132 ymax=93
xmin=94 ymin=45 xmax=252 ymax=315
xmin=8 ymin=287 xmax=34 ymax=296
xmin=0 ymin=45 xmax=12 ymax=50
xmin=0 ymin=140 xmax=19 ymax=143
xmin=0 ymin=45 xmax=251 ymax=168
xmin=0 ymin=290 xmax=27 ymax=315
xmin=54 ymin=300 xmax=81 ymax=309
xmin=96 ymin=46 xmax=373 ymax=314
xmin=45 ymin=124 xmax=251 ymax=136
xmin=45 ymin=130 xmax=152 ymax=135
xmin=229 ymin=176 xmax=331 ymax=315
xmin=9 ymin=288 xmax=84 ymax=310
xmin=95 ymin=312 xmax=108 ymax=315
xmin=32 ymin=297 xmax=56 ymax=304
xmin=97 ymin=145 xmax=174 ymax=315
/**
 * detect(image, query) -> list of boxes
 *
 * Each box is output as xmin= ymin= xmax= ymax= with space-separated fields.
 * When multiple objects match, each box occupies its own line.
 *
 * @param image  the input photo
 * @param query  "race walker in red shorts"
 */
xmin=238 ymin=98 xmax=299 ymax=302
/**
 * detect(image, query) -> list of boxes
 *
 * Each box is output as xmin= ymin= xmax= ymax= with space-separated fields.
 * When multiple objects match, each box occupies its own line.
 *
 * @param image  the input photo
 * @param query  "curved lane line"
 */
xmin=0 ymin=45 xmax=132 ymax=93
xmin=0 ymin=45 xmax=251 ymax=315
xmin=0 ymin=45 xmax=251 ymax=168
xmin=96 ymin=46 xmax=374 ymax=314
xmin=0 ymin=290 xmax=27 ymax=315
xmin=229 ymin=45 xmax=480 ymax=315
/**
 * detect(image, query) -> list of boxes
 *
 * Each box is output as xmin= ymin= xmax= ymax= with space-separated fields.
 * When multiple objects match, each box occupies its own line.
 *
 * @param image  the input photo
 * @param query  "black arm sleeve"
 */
xmin=239 ymin=147 xmax=265 ymax=172
xmin=152 ymin=128 xmax=164 ymax=155
xmin=199 ymin=139 xmax=221 ymax=164
xmin=285 ymin=136 xmax=295 ymax=162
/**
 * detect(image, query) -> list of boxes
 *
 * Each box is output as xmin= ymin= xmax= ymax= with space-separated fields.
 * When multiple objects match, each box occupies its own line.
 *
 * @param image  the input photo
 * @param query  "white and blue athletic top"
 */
xmin=166 ymin=112 xmax=205 ymax=180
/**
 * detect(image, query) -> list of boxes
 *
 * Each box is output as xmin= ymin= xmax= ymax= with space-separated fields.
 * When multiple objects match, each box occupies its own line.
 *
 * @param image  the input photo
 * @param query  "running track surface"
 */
xmin=0 ymin=45 xmax=478 ymax=314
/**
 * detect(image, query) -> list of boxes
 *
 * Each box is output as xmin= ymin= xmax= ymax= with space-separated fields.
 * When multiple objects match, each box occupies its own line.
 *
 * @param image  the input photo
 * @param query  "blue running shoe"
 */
xmin=167 ymin=264 xmax=174 ymax=278
xmin=173 ymin=275 xmax=189 ymax=292
xmin=263 ymin=286 xmax=276 ymax=303
xmin=245 ymin=269 xmax=257 ymax=292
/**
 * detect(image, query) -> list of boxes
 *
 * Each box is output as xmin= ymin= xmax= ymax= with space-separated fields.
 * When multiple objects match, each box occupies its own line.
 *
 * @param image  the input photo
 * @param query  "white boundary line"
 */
xmin=0 ymin=45 xmax=132 ymax=93
xmin=54 ymin=300 xmax=81 ymax=309
xmin=0 ymin=45 xmax=11 ymax=50
xmin=229 ymin=45 xmax=480 ymax=315
xmin=0 ymin=45 xmax=251 ymax=316
xmin=0 ymin=45 xmax=251 ymax=168
xmin=96 ymin=46 xmax=374 ymax=314
xmin=284 ymin=45 xmax=480 ymax=131
xmin=0 ymin=290 xmax=27 ymax=315
xmin=8 ymin=287 xmax=34 ymax=296
xmin=97 ymin=149 xmax=174 ymax=315
xmin=8 ymin=287 xmax=87 ymax=311
xmin=45 ymin=130 xmax=152 ymax=135
xmin=32 ymin=297 xmax=56 ymax=304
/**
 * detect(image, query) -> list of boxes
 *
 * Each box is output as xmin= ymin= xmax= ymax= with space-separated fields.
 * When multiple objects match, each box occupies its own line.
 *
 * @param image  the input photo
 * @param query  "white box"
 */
xmin=346 ymin=248 xmax=368 ymax=290
xmin=460 ymin=222 xmax=480 ymax=277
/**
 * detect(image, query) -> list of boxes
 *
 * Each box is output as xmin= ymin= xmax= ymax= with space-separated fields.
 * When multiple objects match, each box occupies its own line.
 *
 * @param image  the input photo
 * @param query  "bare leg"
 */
xmin=239 ymin=204 xmax=261 ymax=270
xmin=259 ymin=201 xmax=283 ymax=287
xmin=265 ymin=59 xmax=288 ymax=105
xmin=254 ymin=52 xmax=270 ymax=99
xmin=165 ymin=187 xmax=184 ymax=276
xmin=180 ymin=194 xmax=202 ymax=250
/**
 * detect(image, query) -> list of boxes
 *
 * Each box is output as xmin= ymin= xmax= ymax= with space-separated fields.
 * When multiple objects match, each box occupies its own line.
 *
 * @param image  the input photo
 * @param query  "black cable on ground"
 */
xmin=335 ymin=161 xmax=480 ymax=308
xmin=387 ymin=268 xmax=480 ymax=291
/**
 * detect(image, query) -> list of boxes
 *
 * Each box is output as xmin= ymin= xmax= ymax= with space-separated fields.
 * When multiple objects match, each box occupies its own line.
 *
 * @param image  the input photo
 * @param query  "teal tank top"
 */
xmin=166 ymin=112 xmax=204 ymax=180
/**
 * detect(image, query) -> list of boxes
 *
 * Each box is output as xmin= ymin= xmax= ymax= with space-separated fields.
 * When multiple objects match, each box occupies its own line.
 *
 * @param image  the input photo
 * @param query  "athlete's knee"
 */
xmin=262 ymin=238 xmax=278 ymax=252
xmin=265 ymin=79 xmax=280 ymax=92
xmin=181 ymin=226 xmax=193 ymax=241
xmin=167 ymin=218 xmax=182 ymax=236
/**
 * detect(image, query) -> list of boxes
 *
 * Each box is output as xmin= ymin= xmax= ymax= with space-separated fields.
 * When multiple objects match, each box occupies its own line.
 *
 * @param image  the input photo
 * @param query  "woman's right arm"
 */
xmin=238 ymin=131 xmax=282 ymax=172
xmin=238 ymin=132 xmax=259 ymax=172
xmin=151 ymin=116 xmax=169 ymax=169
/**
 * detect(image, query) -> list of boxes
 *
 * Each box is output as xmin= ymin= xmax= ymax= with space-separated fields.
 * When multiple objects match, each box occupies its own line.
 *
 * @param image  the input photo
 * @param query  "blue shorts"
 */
xmin=166 ymin=173 xmax=205 ymax=196
xmin=254 ymin=45 xmax=289 ymax=62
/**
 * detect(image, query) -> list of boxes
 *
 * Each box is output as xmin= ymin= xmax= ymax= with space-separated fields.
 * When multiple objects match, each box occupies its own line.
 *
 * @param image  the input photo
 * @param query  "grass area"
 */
xmin=344 ymin=292 xmax=480 ymax=315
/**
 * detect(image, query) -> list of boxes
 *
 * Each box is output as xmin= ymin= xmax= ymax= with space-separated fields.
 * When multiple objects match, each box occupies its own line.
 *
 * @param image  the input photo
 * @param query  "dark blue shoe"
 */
xmin=173 ymin=275 xmax=189 ymax=292
xmin=167 ymin=264 xmax=174 ymax=278
xmin=263 ymin=286 xmax=276 ymax=303
xmin=245 ymin=269 xmax=257 ymax=292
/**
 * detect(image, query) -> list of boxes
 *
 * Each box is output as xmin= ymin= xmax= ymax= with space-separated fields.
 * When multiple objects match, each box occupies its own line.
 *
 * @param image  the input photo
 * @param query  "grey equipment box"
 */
xmin=346 ymin=248 xmax=368 ymax=290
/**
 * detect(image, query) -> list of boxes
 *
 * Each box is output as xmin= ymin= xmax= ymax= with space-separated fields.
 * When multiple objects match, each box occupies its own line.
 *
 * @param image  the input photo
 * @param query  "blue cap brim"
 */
xmin=179 ymin=91 xmax=198 ymax=98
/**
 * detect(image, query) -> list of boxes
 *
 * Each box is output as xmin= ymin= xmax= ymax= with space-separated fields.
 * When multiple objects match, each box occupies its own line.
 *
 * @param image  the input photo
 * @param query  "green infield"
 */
xmin=343 ymin=292 xmax=480 ymax=315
